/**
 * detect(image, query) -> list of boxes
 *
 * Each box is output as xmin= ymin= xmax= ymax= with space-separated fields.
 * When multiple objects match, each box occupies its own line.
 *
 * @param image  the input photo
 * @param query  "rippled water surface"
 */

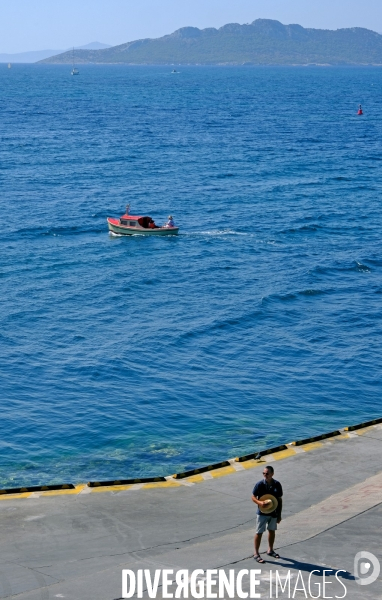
xmin=1 ymin=65 xmax=382 ymax=487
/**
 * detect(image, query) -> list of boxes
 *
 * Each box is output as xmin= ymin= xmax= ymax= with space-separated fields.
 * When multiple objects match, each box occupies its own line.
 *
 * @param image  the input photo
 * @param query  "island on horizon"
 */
xmin=39 ymin=19 xmax=382 ymax=66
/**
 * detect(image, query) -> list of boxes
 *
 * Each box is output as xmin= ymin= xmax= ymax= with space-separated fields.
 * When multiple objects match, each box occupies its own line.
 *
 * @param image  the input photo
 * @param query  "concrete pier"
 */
xmin=0 ymin=423 xmax=381 ymax=599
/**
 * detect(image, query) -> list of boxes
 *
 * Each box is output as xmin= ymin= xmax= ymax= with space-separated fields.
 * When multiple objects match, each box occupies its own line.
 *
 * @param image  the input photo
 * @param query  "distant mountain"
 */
xmin=0 ymin=49 xmax=65 ymax=63
xmin=39 ymin=20 xmax=382 ymax=66
xmin=76 ymin=42 xmax=111 ymax=50
xmin=0 ymin=42 xmax=110 ymax=63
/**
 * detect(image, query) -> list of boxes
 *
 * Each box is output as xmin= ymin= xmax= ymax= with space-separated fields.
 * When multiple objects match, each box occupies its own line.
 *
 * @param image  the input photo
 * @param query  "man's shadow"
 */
xmin=265 ymin=556 xmax=355 ymax=581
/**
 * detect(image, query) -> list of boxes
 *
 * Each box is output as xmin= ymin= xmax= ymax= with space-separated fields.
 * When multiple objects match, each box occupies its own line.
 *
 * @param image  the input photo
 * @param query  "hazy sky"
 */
xmin=1 ymin=0 xmax=382 ymax=53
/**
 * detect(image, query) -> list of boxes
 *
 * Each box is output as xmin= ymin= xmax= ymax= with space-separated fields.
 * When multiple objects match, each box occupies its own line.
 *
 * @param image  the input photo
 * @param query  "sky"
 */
xmin=1 ymin=0 xmax=382 ymax=53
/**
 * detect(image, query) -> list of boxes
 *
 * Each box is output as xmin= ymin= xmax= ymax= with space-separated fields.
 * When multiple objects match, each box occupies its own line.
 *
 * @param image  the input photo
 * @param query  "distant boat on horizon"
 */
xmin=71 ymin=47 xmax=79 ymax=75
xmin=8 ymin=63 xmax=11 ymax=69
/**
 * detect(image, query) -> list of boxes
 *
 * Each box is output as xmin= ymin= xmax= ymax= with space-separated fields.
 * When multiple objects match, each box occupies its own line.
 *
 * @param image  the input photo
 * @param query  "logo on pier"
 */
xmin=354 ymin=551 xmax=380 ymax=586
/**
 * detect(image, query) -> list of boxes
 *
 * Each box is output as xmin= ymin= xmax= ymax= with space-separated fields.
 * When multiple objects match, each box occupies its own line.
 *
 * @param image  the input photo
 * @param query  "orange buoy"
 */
xmin=358 ymin=104 xmax=363 ymax=115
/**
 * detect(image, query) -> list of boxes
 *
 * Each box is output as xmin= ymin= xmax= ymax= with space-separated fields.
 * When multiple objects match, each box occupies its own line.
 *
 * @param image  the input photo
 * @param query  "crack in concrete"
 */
xmin=34 ymin=516 xmax=257 ymax=567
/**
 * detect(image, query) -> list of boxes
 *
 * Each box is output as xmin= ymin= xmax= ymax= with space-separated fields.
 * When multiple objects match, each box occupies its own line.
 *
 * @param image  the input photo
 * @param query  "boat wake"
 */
xmin=190 ymin=229 xmax=252 ymax=237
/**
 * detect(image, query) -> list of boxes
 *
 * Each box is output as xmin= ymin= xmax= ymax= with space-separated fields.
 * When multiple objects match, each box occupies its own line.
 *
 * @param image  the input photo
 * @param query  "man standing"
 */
xmin=252 ymin=465 xmax=283 ymax=563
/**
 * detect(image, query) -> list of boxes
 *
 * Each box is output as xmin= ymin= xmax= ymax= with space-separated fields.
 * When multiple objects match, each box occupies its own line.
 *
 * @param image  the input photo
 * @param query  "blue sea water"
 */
xmin=1 ymin=64 xmax=382 ymax=488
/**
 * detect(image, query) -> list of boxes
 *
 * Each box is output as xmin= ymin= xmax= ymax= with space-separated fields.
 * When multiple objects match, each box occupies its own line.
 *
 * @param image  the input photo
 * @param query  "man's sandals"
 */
xmin=254 ymin=550 xmax=280 ymax=562
xmin=254 ymin=555 xmax=265 ymax=563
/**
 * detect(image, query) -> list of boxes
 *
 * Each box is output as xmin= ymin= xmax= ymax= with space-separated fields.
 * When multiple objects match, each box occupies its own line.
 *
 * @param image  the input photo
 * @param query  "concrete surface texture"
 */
xmin=0 ymin=424 xmax=381 ymax=600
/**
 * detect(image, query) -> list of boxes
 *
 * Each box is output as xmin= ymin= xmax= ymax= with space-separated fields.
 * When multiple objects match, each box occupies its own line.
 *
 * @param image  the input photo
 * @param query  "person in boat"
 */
xmin=166 ymin=215 xmax=175 ymax=228
xmin=148 ymin=218 xmax=158 ymax=229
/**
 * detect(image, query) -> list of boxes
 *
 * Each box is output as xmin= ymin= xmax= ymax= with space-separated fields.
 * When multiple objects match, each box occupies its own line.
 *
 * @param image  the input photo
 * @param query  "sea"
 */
xmin=1 ymin=64 xmax=381 ymax=488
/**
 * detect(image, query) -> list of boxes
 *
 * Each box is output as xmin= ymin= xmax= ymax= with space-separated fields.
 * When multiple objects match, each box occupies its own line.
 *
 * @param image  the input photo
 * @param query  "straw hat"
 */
xmin=259 ymin=494 xmax=278 ymax=515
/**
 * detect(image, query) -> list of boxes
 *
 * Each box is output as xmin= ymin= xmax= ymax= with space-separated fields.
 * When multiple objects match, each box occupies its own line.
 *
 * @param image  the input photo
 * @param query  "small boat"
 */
xmin=8 ymin=63 xmax=11 ymax=69
xmin=71 ymin=47 xmax=79 ymax=75
xmin=107 ymin=205 xmax=179 ymax=236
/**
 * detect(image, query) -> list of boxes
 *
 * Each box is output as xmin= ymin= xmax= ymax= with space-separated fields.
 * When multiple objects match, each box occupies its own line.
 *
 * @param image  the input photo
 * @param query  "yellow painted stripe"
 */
xmin=273 ymin=448 xmax=297 ymax=460
xmin=91 ymin=484 xmax=133 ymax=493
xmin=210 ymin=466 xmax=236 ymax=478
xmin=355 ymin=427 xmax=374 ymax=436
xmin=40 ymin=485 xmax=86 ymax=496
xmin=241 ymin=459 xmax=262 ymax=470
xmin=185 ymin=475 xmax=205 ymax=483
xmin=142 ymin=481 xmax=181 ymax=489
xmin=0 ymin=492 xmax=32 ymax=500
xmin=301 ymin=442 xmax=324 ymax=452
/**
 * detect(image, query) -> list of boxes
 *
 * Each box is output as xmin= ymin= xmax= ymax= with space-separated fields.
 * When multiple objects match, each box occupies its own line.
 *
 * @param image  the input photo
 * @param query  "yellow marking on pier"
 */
xmin=91 ymin=485 xmax=133 ymax=493
xmin=185 ymin=475 xmax=205 ymax=483
xmin=40 ymin=485 xmax=86 ymax=496
xmin=241 ymin=459 xmax=262 ymax=470
xmin=142 ymin=481 xmax=181 ymax=489
xmin=355 ymin=426 xmax=375 ymax=436
xmin=0 ymin=492 xmax=32 ymax=500
xmin=301 ymin=442 xmax=323 ymax=452
xmin=211 ymin=466 xmax=236 ymax=478
xmin=273 ymin=448 xmax=297 ymax=460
